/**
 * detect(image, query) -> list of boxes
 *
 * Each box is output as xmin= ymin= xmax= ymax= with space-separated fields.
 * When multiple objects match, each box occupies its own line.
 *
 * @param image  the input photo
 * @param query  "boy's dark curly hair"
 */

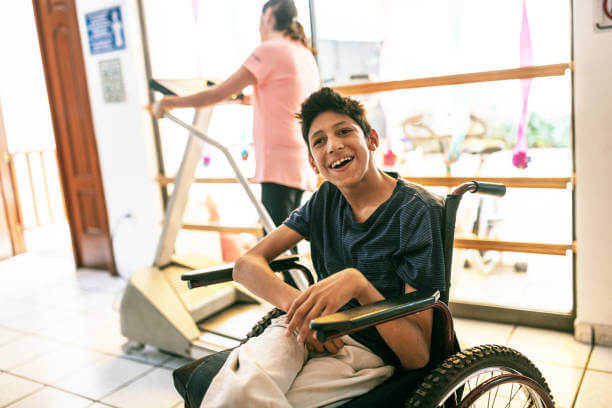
xmin=296 ymin=87 xmax=372 ymax=152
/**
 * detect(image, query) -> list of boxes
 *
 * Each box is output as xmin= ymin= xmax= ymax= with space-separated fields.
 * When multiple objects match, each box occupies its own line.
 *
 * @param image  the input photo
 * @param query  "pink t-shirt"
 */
xmin=243 ymin=38 xmax=319 ymax=191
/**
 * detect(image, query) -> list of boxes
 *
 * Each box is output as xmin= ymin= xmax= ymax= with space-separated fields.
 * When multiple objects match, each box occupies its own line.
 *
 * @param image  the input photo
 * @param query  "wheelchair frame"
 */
xmin=177 ymin=181 xmax=555 ymax=407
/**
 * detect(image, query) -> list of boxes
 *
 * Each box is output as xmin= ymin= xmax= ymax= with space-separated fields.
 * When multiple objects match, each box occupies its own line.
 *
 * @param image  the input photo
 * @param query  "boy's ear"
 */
xmin=367 ymin=129 xmax=380 ymax=151
xmin=308 ymin=154 xmax=320 ymax=174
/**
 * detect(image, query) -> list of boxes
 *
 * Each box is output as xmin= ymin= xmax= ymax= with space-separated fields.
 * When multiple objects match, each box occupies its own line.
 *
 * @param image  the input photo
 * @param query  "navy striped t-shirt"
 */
xmin=283 ymin=175 xmax=446 ymax=367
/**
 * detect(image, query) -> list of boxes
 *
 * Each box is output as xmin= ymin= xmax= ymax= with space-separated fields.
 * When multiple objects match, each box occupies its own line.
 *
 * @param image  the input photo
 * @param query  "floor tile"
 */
xmin=534 ymin=361 xmax=583 ymax=408
xmin=0 ymin=325 xmax=26 ymax=346
xmin=574 ymin=369 xmax=612 ymax=408
xmin=101 ymin=367 xmax=181 ymax=408
xmin=37 ymin=314 xmax=114 ymax=345
xmin=54 ymin=355 xmax=153 ymax=400
xmin=453 ymin=317 xmax=514 ymax=348
xmin=0 ymin=373 xmax=43 ymax=407
xmin=6 ymin=386 xmax=92 ymax=408
xmin=0 ymin=335 xmax=63 ymax=370
xmin=588 ymin=345 xmax=612 ymax=373
xmin=10 ymin=344 xmax=108 ymax=385
xmin=2 ymin=308 xmax=78 ymax=333
xmin=81 ymin=321 xmax=128 ymax=356
xmin=506 ymin=326 xmax=591 ymax=368
xmin=74 ymin=269 xmax=127 ymax=293
xmin=0 ymin=301 xmax=38 ymax=325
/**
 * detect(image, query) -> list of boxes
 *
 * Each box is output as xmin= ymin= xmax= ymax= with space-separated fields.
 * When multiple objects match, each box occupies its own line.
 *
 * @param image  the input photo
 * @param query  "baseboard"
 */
xmin=574 ymin=320 xmax=612 ymax=346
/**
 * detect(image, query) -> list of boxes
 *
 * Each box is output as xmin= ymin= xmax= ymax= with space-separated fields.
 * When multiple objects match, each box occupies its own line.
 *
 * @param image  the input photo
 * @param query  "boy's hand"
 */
xmin=284 ymin=268 xmax=367 ymax=344
xmin=305 ymin=336 xmax=344 ymax=354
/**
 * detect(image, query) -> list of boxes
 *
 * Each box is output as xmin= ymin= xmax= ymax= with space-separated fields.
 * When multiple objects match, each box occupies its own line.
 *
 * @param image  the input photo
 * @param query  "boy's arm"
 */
xmin=285 ymin=272 xmax=432 ymax=370
xmin=356 ymin=281 xmax=433 ymax=370
xmin=233 ymin=225 xmax=303 ymax=312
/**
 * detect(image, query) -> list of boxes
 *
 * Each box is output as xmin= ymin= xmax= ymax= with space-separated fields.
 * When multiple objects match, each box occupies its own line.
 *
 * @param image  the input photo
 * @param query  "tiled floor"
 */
xmin=0 ymin=253 xmax=610 ymax=407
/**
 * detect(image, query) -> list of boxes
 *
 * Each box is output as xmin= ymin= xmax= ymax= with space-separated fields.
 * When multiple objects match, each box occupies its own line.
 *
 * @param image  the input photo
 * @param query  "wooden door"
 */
xmin=32 ymin=0 xmax=116 ymax=274
xmin=0 ymin=101 xmax=25 ymax=259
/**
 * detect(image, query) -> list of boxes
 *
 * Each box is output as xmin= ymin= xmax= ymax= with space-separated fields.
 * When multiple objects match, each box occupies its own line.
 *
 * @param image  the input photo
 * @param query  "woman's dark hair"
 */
xmin=262 ymin=0 xmax=316 ymax=54
xmin=297 ymin=87 xmax=372 ymax=151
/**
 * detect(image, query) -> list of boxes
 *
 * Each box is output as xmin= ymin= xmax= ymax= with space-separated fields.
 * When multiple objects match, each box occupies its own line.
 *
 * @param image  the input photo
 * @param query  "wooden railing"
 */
xmin=160 ymin=62 xmax=575 ymax=256
xmin=333 ymin=63 xmax=571 ymax=96
xmin=9 ymin=149 xmax=65 ymax=229
xmin=159 ymin=175 xmax=574 ymax=190
xmin=160 ymin=175 xmax=576 ymax=254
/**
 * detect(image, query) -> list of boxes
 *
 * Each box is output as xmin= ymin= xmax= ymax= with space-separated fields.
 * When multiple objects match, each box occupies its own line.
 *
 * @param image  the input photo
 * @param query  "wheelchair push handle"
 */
xmin=472 ymin=181 xmax=506 ymax=197
xmin=451 ymin=181 xmax=506 ymax=197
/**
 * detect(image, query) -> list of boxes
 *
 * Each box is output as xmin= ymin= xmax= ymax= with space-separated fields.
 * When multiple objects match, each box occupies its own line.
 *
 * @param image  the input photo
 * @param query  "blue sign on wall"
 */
xmin=85 ymin=6 xmax=126 ymax=55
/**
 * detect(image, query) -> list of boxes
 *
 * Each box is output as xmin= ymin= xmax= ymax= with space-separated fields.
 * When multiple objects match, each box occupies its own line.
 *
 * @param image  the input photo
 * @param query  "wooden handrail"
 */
xmin=158 ymin=175 xmax=573 ymax=190
xmin=157 ymin=176 xmax=255 ymax=186
xmin=454 ymin=238 xmax=574 ymax=255
xmin=180 ymin=224 xmax=573 ymax=256
xmin=182 ymin=223 xmax=263 ymax=236
xmin=332 ymin=63 xmax=571 ymax=96
xmin=9 ymin=149 xmax=64 ymax=230
xmin=404 ymin=176 xmax=572 ymax=189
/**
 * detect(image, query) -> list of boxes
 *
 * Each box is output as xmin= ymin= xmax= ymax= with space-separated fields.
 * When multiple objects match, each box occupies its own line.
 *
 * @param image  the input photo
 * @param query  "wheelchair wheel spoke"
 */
xmin=519 ymin=397 xmax=530 ymax=408
xmin=509 ymin=384 xmax=524 ymax=402
xmin=491 ymin=382 xmax=500 ymax=407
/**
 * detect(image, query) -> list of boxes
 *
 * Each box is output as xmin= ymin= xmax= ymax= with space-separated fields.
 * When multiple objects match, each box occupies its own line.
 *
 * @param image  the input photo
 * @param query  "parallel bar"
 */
xmin=404 ymin=176 xmax=572 ymax=189
xmin=158 ymin=175 xmax=573 ymax=190
xmin=332 ymin=63 xmax=571 ymax=96
xmin=182 ymin=223 xmax=263 ymax=236
xmin=454 ymin=237 xmax=573 ymax=255
xmin=157 ymin=176 xmax=254 ymax=186
xmin=179 ymin=227 xmax=574 ymax=255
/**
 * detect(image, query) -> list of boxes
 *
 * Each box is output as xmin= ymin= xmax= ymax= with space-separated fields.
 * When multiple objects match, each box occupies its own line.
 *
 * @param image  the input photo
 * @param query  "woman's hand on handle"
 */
xmin=151 ymin=66 xmax=256 ymax=119
xmin=152 ymin=96 xmax=178 ymax=119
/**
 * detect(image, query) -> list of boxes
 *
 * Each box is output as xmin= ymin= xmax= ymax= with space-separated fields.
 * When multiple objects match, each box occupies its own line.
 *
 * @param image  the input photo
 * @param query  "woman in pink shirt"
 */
xmin=154 ymin=0 xmax=320 ymax=240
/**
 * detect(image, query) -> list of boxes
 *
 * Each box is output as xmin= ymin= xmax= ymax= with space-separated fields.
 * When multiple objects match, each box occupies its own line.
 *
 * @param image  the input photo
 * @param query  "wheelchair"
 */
xmin=175 ymin=181 xmax=555 ymax=408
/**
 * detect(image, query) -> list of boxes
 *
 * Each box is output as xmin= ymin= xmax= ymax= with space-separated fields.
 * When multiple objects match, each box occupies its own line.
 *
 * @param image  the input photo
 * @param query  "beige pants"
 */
xmin=201 ymin=316 xmax=394 ymax=408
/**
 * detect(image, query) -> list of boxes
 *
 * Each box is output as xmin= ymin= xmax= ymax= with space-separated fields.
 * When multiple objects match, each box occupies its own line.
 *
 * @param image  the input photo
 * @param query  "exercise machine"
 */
xmin=119 ymin=79 xmax=309 ymax=358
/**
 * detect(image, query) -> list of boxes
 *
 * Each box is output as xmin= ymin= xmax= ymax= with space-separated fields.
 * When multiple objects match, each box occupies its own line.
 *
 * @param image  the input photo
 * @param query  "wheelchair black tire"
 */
xmin=405 ymin=344 xmax=554 ymax=408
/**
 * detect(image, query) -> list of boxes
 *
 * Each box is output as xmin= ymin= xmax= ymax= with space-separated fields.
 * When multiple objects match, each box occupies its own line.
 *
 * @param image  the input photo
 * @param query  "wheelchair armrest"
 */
xmin=181 ymin=255 xmax=301 ymax=289
xmin=310 ymin=289 xmax=440 ymax=342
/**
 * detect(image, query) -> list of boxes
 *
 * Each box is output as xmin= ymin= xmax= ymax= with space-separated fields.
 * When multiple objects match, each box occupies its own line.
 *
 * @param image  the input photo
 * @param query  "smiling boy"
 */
xmin=201 ymin=87 xmax=446 ymax=407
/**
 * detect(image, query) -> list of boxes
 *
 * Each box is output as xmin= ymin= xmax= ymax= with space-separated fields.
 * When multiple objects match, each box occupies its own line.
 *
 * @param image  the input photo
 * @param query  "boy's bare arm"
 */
xmin=285 ymin=271 xmax=433 ymax=370
xmin=358 ymin=282 xmax=433 ymax=370
xmin=233 ymin=225 xmax=303 ymax=312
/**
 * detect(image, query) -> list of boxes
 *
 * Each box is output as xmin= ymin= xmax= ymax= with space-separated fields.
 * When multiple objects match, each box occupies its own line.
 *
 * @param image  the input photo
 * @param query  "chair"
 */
xmin=175 ymin=181 xmax=555 ymax=407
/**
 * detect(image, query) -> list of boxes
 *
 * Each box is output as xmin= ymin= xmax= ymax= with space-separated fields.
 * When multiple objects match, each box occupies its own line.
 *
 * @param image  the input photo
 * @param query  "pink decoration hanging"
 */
xmin=513 ymin=0 xmax=533 ymax=169
xmin=191 ymin=0 xmax=211 ymax=167
xmin=383 ymin=135 xmax=396 ymax=167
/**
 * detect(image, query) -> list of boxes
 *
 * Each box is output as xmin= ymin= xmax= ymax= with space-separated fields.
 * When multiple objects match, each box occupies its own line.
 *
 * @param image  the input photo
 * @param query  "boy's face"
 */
xmin=307 ymin=111 xmax=378 ymax=188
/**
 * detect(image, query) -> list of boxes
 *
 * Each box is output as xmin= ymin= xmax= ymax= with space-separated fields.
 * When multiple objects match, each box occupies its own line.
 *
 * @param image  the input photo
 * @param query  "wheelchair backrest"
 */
xmin=440 ymin=193 xmax=462 ymax=305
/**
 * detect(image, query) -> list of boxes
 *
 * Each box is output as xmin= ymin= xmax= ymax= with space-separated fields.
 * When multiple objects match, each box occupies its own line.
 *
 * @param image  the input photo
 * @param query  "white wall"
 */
xmin=574 ymin=0 xmax=612 ymax=344
xmin=75 ymin=0 xmax=162 ymax=277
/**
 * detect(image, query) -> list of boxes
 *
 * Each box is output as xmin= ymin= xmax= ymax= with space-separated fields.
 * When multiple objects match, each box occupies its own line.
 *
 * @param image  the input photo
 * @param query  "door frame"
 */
xmin=32 ymin=0 xmax=116 ymax=274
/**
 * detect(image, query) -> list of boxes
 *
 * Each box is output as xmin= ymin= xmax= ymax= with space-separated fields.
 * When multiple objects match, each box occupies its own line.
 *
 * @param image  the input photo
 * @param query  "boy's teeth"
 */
xmin=332 ymin=157 xmax=352 ymax=168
